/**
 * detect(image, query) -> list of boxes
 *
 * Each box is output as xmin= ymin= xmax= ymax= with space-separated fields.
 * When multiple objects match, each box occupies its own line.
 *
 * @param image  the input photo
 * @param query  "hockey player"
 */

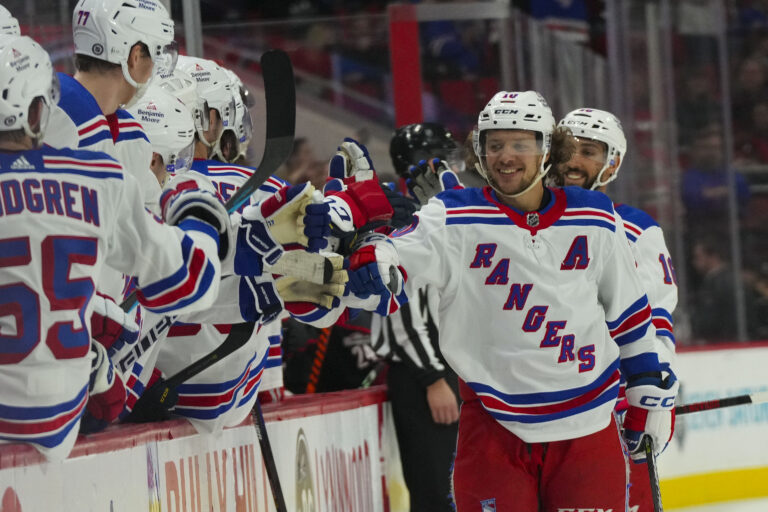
xmin=0 ymin=5 xmax=20 ymax=35
xmin=557 ymin=107 xmax=678 ymax=511
xmin=0 ymin=35 xmax=230 ymax=460
xmin=44 ymin=0 xmax=178 ymax=210
xmin=349 ymin=91 xmax=677 ymax=510
xmin=373 ymin=123 xmax=462 ymax=512
xmin=140 ymin=62 xmax=334 ymax=431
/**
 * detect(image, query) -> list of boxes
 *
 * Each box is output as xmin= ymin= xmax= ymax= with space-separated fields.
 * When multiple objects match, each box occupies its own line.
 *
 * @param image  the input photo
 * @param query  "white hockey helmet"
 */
xmin=212 ymin=68 xmax=253 ymax=162
xmin=0 ymin=5 xmax=20 ymax=36
xmin=175 ymin=56 xmax=236 ymax=148
xmin=157 ymin=68 xmax=211 ymax=142
xmin=127 ymin=85 xmax=195 ymax=174
xmin=72 ymin=0 xmax=177 ymax=103
xmin=0 ymin=34 xmax=59 ymax=145
xmin=558 ymin=108 xmax=627 ymax=189
xmin=472 ymin=90 xmax=555 ymax=198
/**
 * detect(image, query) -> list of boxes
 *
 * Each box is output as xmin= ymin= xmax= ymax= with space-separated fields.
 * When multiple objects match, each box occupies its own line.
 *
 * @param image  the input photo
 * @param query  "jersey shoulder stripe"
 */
xmin=56 ymin=73 xmax=112 ymax=148
xmin=615 ymin=203 xmax=659 ymax=242
xmin=113 ymin=110 xmax=150 ymax=143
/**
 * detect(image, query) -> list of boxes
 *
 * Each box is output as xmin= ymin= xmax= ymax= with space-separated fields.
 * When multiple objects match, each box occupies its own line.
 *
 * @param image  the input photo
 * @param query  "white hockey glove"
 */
xmin=276 ymin=275 xmax=346 ymax=309
xmin=160 ymin=173 xmax=235 ymax=264
xmin=407 ymin=158 xmax=465 ymax=205
xmin=329 ymin=137 xmax=375 ymax=181
xmin=324 ymin=179 xmax=394 ymax=233
xmin=82 ymin=342 xmax=127 ymax=433
xmin=622 ymin=372 xmax=679 ymax=462
xmin=89 ymin=294 xmax=139 ymax=353
xmin=234 ymin=183 xmax=330 ymax=276
xmin=347 ymin=232 xmax=403 ymax=298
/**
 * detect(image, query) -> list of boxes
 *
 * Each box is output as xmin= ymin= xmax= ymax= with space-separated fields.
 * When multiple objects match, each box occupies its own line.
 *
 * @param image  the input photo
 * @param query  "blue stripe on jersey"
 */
xmin=561 ymin=186 xmax=614 ymax=214
xmin=174 ymin=350 xmax=267 ymax=419
xmin=0 ymin=384 xmax=87 ymax=448
xmin=613 ymin=323 xmax=651 ymax=346
xmin=469 ymin=359 xmax=619 ymax=405
xmin=446 ymin=217 xmax=513 ymax=226
xmin=80 ymin=131 xmax=113 ymax=147
xmin=553 ymin=218 xmax=616 ymax=232
xmin=606 ymin=296 xmax=649 ymax=330
xmin=138 ymin=235 xmax=196 ymax=298
xmin=652 ymin=307 xmax=673 ymax=323
xmin=0 ymin=384 xmax=87 ymax=420
xmin=114 ymin=109 xmax=136 ymax=120
xmin=115 ymin=130 xmax=149 ymax=143
xmin=615 ymin=203 xmax=659 ymax=230
xmin=487 ymin=383 xmax=619 ymax=424
xmin=8 ymin=166 xmax=123 ymax=180
xmin=437 ymin=187 xmax=490 ymax=208
xmin=624 ymin=231 xmax=638 ymax=242
xmin=56 ymin=73 xmax=104 ymax=127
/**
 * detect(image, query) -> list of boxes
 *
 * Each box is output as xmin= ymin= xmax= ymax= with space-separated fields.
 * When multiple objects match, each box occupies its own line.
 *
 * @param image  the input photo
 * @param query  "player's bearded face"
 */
xmin=483 ymin=130 xmax=542 ymax=196
xmin=557 ymin=138 xmax=607 ymax=189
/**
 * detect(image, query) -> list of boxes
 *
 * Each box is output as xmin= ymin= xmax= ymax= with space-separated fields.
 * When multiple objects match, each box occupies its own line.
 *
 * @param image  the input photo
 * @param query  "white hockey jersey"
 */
xmin=615 ymin=203 xmax=677 ymax=363
xmin=151 ymin=160 xmax=287 ymax=433
xmin=44 ymin=73 xmax=159 ymax=212
xmin=0 ymin=146 xmax=221 ymax=460
xmin=389 ymin=186 xmax=665 ymax=443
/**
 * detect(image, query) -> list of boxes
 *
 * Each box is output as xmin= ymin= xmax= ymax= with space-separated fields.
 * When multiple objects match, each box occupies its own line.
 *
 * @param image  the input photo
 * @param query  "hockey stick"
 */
xmin=643 ymin=437 xmax=664 ymax=512
xmin=675 ymin=390 xmax=768 ymax=415
xmin=253 ymin=401 xmax=288 ymax=512
xmin=123 ymin=49 xmax=296 ymax=421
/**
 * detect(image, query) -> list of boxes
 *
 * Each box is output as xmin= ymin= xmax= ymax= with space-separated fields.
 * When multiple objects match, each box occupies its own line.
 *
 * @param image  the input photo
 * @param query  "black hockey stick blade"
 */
xmin=643 ymin=437 xmax=664 ymax=512
xmin=253 ymin=401 xmax=288 ymax=512
xmin=226 ymin=49 xmax=296 ymax=213
xmin=120 ymin=49 xmax=296 ymax=312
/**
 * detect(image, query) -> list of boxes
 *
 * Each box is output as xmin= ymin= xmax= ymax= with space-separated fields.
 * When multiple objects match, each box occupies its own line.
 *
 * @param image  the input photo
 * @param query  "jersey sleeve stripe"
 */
xmin=135 ymin=236 xmax=217 ymax=313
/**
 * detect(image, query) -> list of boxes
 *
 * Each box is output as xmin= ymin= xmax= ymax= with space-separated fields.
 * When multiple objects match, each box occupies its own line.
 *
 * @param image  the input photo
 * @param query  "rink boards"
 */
xmin=660 ymin=343 xmax=768 ymax=508
xmin=0 ymin=386 xmax=406 ymax=512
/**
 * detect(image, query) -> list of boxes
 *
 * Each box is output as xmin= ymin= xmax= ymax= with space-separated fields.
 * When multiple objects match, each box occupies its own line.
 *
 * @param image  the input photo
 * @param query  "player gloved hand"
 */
xmin=275 ymin=276 xmax=346 ymax=309
xmin=89 ymin=293 xmax=139 ymax=354
xmin=329 ymin=137 xmax=375 ymax=181
xmin=239 ymin=275 xmax=284 ymax=323
xmin=325 ymin=179 xmax=394 ymax=234
xmin=407 ymin=158 xmax=464 ymax=205
xmin=160 ymin=173 xmax=235 ymax=263
xmin=81 ymin=342 xmax=127 ymax=433
xmin=235 ymin=183 xmax=330 ymax=276
xmin=346 ymin=232 xmax=403 ymax=299
xmin=381 ymin=184 xmax=419 ymax=229
xmin=622 ymin=371 xmax=679 ymax=463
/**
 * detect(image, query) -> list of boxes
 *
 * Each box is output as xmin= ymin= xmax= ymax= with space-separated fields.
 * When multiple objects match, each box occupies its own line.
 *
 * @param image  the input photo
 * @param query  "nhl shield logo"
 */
xmin=480 ymin=498 xmax=496 ymax=511
xmin=526 ymin=212 xmax=540 ymax=227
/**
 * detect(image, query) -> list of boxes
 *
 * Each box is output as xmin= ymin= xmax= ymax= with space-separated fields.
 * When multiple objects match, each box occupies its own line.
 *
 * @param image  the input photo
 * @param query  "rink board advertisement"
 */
xmin=0 ymin=387 xmax=394 ymax=512
xmin=659 ymin=344 xmax=768 ymax=508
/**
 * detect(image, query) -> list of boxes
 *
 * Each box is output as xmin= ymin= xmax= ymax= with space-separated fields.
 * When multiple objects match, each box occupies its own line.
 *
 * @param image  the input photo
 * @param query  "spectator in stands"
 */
xmin=690 ymin=237 xmax=744 ymax=343
xmin=732 ymin=56 xmax=768 ymax=130
xmin=278 ymin=137 xmax=329 ymax=190
xmin=676 ymin=67 xmax=719 ymax=149
xmin=681 ymin=123 xmax=750 ymax=238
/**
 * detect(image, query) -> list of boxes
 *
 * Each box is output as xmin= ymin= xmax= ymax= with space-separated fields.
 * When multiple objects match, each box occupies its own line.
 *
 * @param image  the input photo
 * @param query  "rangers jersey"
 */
xmin=149 ymin=160 xmax=287 ymax=433
xmin=389 ymin=186 xmax=666 ymax=443
xmin=44 ymin=73 xmax=159 ymax=212
xmin=615 ymin=203 xmax=677 ymax=363
xmin=0 ymin=147 xmax=221 ymax=460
